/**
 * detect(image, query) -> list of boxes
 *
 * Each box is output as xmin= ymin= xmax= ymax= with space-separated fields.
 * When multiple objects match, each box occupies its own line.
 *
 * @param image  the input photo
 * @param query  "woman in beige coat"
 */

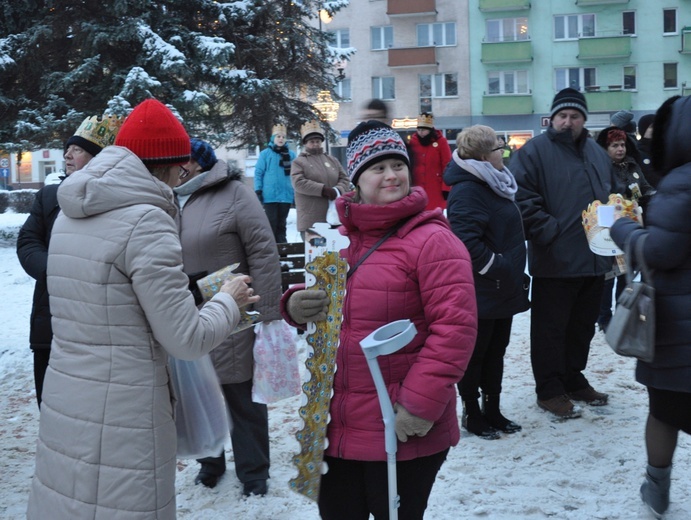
xmin=27 ymin=99 xmax=258 ymax=520
xmin=175 ymin=139 xmax=282 ymax=496
xmin=291 ymin=120 xmax=351 ymax=235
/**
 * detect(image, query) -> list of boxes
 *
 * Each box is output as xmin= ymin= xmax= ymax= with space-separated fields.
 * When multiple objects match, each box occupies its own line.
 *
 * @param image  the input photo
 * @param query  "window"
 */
xmin=334 ymin=78 xmax=351 ymax=101
xmin=419 ymin=73 xmax=458 ymax=98
xmin=488 ymin=70 xmax=529 ymax=95
xmin=372 ymin=77 xmax=395 ymax=100
xmin=417 ymin=22 xmax=456 ymax=47
xmin=622 ymin=11 xmax=635 ymax=36
xmin=555 ymin=67 xmax=596 ymax=91
xmin=486 ymin=17 xmax=529 ymax=43
xmin=554 ymin=14 xmax=595 ymax=40
xmin=327 ymin=29 xmax=350 ymax=49
xmin=623 ymin=66 xmax=636 ymax=90
xmin=664 ymin=63 xmax=678 ymax=88
xmin=663 ymin=9 xmax=677 ymax=34
xmin=371 ymin=26 xmax=393 ymax=50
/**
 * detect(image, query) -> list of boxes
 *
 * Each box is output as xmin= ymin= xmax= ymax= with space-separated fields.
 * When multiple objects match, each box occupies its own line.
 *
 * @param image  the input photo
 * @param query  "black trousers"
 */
xmin=33 ymin=349 xmax=51 ymax=409
xmin=318 ymin=449 xmax=448 ymax=520
xmin=458 ymin=317 xmax=513 ymax=400
xmin=263 ymin=202 xmax=291 ymax=244
xmin=530 ymin=276 xmax=604 ymax=401
xmin=197 ymin=379 xmax=270 ymax=483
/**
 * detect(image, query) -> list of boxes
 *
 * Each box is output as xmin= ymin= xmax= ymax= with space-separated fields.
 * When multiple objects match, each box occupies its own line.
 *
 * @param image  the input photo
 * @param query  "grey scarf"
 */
xmin=452 ymin=151 xmax=517 ymax=201
xmin=173 ymin=171 xmax=211 ymax=209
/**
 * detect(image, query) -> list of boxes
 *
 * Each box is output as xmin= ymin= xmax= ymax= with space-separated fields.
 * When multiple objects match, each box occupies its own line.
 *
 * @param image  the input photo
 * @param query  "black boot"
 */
xmin=482 ymin=393 xmax=522 ymax=434
xmin=194 ymin=453 xmax=226 ymax=489
xmin=462 ymin=398 xmax=500 ymax=440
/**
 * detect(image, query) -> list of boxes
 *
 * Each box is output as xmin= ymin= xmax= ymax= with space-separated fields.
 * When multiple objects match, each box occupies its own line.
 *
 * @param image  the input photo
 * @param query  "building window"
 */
xmin=486 ymin=17 xmax=529 ymax=43
xmin=663 ymin=9 xmax=677 ymax=35
xmin=622 ymin=11 xmax=635 ymax=36
xmin=664 ymin=63 xmax=678 ymax=88
xmin=417 ymin=22 xmax=456 ymax=47
xmin=488 ymin=70 xmax=529 ymax=95
xmin=555 ymin=67 xmax=596 ymax=91
xmin=334 ymin=78 xmax=352 ymax=101
xmin=372 ymin=76 xmax=395 ymax=100
xmin=420 ymin=73 xmax=458 ymax=98
xmin=623 ymin=66 xmax=636 ymax=90
xmin=371 ymin=26 xmax=393 ymax=50
xmin=327 ymin=29 xmax=350 ymax=49
xmin=554 ymin=14 xmax=595 ymax=40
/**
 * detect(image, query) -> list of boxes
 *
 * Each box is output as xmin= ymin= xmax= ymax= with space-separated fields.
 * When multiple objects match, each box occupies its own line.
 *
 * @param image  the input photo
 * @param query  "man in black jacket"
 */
xmin=16 ymin=114 xmax=122 ymax=407
xmin=510 ymin=88 xmax=618 ymax=419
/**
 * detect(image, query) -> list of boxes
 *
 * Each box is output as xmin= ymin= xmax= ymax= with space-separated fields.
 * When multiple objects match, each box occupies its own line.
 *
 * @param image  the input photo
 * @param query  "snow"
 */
xmin=1 ymin=209 xmax=689 ymax=519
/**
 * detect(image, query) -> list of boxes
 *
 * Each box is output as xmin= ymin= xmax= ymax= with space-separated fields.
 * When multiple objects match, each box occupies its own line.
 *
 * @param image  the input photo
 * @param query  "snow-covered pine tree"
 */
xmin=0 ymin=0 xmax=352 ymax=152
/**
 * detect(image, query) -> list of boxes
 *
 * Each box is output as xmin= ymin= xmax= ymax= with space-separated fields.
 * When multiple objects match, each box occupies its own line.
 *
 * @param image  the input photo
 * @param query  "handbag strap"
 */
xmin=347 ymin=220 xmax=407 ymax=279
xmin=624 ymin=231 xmax=651 ymax=284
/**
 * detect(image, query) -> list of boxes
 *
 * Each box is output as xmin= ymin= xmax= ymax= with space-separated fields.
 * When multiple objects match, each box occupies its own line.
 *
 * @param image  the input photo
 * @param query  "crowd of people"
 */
xmin=14 ymin=90 xmax=690 ymax=519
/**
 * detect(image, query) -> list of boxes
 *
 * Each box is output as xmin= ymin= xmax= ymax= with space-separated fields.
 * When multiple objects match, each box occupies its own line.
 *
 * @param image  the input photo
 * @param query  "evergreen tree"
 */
xmin=0 ymin=0 xmax=352 ymax=153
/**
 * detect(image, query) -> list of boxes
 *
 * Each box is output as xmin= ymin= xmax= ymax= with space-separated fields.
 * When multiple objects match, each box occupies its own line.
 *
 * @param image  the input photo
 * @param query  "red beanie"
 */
xmin=115 ymin=99 xmax=190 ymax=166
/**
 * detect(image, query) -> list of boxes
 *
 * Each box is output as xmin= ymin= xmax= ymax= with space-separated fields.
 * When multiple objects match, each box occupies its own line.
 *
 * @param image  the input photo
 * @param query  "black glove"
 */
xmin=442 ymin=191 xmax=449 ymax=201
xmin=321 ymin=186 xmax=338 ymax=200
xmin=187 ymin=270 xmax=209 ymax=306
xmin=255 ymin=190 xmax=263 ymax=203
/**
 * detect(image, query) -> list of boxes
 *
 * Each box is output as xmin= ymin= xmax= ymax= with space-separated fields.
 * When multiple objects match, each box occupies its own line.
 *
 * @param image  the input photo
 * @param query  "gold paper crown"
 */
xmin=417 ymin=113 xmax=434 ymax=128
xmin=75 ymin=114 xmax=125 ymax=149
xmin=582 ymin=193 xmax=642 ymax=236
xmin=272 ymin=124 xmax=287 ymax=136
xmin=300 ymin=120 xmax=324 ymax=141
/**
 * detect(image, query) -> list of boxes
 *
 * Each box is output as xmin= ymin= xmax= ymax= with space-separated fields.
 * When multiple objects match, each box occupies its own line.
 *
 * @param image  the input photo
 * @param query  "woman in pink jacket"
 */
xmin=283 ymin=120 xmax=477 ymax=519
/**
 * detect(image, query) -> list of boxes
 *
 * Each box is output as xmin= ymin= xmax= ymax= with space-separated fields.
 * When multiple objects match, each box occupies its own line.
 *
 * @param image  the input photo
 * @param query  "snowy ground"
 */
xmin=1 ymin=208 xmax=689 ymax=519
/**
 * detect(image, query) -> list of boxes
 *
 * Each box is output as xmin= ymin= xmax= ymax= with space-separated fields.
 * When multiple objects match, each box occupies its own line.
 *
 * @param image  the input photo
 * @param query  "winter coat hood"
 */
xmin=651 ymin=95 xmax=691 ymax=175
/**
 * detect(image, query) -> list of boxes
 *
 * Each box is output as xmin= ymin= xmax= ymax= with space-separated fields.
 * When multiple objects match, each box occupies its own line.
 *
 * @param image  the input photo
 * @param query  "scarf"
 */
xmin=271 ymin=143 xmax=292 ymax=175
xmin=173 ymin=170 xmax=211 ymax=209
xmin=452 ymin=151 xmax=517 ymax=201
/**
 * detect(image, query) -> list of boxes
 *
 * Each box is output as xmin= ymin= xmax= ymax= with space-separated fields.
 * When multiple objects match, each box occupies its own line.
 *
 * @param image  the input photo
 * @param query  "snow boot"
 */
xmin=482 ymin=393 xmax=522 ymax=434
xmin=640 ymin=464 xmax=671 ymax=519
xmin=462 ymin=398 xmax=500 ymax=440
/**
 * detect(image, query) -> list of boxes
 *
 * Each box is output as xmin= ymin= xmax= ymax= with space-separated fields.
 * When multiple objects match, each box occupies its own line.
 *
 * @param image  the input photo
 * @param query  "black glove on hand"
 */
xmin=187 ymin=270 xmax=209 ymax=306
xmin=321 ymin=186 xmax=338 ymax=200
xmin=255 ymin=190 xmax=263 ymax=203
xmin=287 ymin=289 xmax=329 ymax=324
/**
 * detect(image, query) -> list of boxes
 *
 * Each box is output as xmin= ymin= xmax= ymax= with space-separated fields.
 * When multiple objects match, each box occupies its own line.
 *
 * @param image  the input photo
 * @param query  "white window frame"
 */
xmin=334 ymin=78 xmax=352 ymax=101
xmin=554 ymin=67 xmax=596 ymax=91
xmin=372 ymin=76 xmax=395 ymax=100
xmin=420 ymin=73 xmax=459 ymax=98
xmin=554 ymin=14 xmax=595 ymax=40
xmin=417 ymin=22 xmax=456 ymax=47
xmin=622 ymin=11 xmax=636 ymax=36
xmin=371 ymin=26 xmax=393 ymax=50
xmin=487 ymin=70 xmax=530 ymax=95
xmin=328 ymin=29 xmax=350 ymax=49
xmin=623 ymin=65 xmax=637 ymax=91
xmin=663 ymin=62 xmax=678 ymax=89
xmin=486 ymin=17 xmax=529 ymax=43
xmin=663 ymin=8 xmax=677 ymax=35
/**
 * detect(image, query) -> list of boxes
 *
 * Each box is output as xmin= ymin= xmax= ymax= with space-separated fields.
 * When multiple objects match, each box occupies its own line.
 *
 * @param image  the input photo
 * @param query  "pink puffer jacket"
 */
xmin=282 ymin=187 xmax=477 ymax=461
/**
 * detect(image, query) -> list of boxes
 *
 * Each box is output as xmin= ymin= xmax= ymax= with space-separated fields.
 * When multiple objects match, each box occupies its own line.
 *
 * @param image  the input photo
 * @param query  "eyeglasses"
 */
xmin=491 ymin=145 xmax=505 ymax=152
xmin=179 ymin=166 xmax=191 ymax=179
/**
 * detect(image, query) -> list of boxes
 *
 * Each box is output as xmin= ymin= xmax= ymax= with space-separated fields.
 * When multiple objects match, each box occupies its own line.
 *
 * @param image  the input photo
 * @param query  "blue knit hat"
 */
xmin=346 ymin=121 xmax=409 ymax=185
xmin=190 ymin=138 xmax=218 ymax=172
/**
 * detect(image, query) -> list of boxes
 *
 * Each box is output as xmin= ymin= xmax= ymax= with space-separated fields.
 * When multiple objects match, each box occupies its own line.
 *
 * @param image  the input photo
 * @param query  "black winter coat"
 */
xmin=610 ymin=97 xmax=691 ymax=393
xmin=444 ymin=159 xmax=530 ymax=319
xmin=16 ymin=184 xmax=61 ymax=350
xmin=510 ymin=127 xmax=619 ymax=278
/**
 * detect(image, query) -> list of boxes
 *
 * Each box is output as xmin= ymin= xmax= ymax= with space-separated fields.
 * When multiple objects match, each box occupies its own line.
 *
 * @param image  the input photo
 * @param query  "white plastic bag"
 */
xmin=169 ymin=354 xmax=231 ymax=459
xmin=252 ymin=320 xmax=302 ymax=404
xmin=326 ymin=187 xmax=341 ymax=226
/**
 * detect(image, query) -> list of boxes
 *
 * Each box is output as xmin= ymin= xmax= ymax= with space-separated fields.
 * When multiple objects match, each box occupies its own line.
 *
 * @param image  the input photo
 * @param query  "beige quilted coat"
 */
xmin=27 ymin=146 xmax=240 ymax=519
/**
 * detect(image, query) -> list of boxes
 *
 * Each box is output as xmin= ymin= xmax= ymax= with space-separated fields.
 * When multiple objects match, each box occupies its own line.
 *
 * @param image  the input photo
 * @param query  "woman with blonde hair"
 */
xmin=444 ymin=124 xmax=530 ymax=439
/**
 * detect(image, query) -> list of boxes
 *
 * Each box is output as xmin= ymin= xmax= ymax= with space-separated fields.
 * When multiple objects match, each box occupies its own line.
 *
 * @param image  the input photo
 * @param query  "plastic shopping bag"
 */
xmin=252 ymin=320 xmax=302 ymax=404
xmin=326 ymin=187 xmax=341 ymax=226
xmin=169 ymin=354 xmax=231 ymax=459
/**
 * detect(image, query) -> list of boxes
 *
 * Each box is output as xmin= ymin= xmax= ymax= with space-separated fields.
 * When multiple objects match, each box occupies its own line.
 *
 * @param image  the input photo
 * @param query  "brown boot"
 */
xmin=568 ymin=386 xmax=609 ymax=406
xmin=537 ymin=395 xmax=582 ymax=419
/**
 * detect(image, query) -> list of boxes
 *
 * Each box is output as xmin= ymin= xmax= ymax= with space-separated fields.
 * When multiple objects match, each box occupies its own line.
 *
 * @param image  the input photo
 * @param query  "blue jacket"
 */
xmin=254 ymin=136 xmax=295 ymax=204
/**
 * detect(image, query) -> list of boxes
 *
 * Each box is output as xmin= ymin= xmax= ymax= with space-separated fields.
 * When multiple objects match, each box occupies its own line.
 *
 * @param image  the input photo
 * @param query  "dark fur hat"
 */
xmin=650 ymin=95 xmax=681 ymax=174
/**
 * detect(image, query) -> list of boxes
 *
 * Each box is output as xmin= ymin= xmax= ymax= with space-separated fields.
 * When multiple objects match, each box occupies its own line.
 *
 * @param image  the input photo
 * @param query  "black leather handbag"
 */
xmin=605 ymin=232 xmax=655 ymax=363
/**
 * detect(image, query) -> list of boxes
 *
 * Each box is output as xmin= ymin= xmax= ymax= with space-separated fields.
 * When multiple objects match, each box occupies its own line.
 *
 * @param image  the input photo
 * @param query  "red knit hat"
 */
xmin=115 ymin=99 xmax=190 ymax=166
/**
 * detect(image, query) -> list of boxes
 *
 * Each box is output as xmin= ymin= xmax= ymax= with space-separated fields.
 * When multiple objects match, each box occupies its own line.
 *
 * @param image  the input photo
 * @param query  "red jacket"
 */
xmin=282 ymin=187 xmax=477 ymax=461
xmin=408 ymin=130 xmax=453 ymax=211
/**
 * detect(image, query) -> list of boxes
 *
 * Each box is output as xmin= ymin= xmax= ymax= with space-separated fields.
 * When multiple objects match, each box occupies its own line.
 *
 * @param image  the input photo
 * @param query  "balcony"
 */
xmin=482 ymin=94 xmax=533 ymax=115
xmin=387 ymin=0 xmax=436 ymax=16
xmin=578 ymin=35 xmax=631 ymax=60
xmin=479 ymin=0 xmax=531 ymax=12
xmin=482 ymin=40 xmax=532 ymax=64
xmin=584 ymin=89 xmax=632 ymax=112
xmin=576 ymin=0 xmax=628 ymax=5
xmin=388 ymin=47 xmax=437 ymax=67
xmin=681 ymin=27 xmax=691 ymax=54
